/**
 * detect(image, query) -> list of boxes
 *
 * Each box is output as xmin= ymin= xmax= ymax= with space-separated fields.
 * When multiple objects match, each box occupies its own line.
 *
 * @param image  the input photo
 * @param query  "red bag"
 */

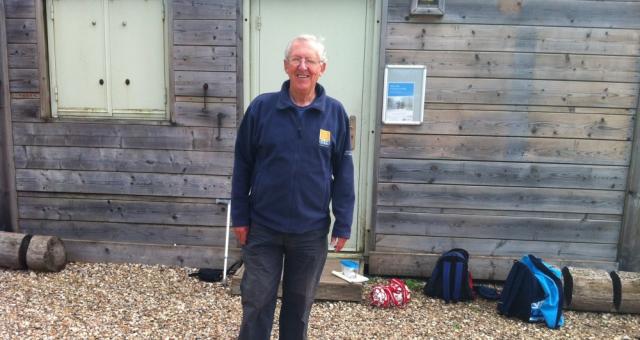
xmin=369 ymin=278 xmax=411 ymax=308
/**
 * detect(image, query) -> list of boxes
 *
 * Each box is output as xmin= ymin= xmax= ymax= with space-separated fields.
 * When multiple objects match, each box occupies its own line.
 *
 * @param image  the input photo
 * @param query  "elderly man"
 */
xmin=231 ymin=34 xmax=355 ymax=339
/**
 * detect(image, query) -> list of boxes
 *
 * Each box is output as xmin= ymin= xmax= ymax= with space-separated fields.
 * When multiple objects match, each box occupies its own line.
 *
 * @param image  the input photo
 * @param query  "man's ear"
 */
xmin=319 ymin=62 xmax=327 ymax=75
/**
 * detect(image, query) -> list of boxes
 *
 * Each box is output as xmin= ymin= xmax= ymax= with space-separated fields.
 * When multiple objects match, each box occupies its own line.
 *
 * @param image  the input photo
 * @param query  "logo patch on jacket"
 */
xmin=319 ymin=129 xmax=331 ymax=146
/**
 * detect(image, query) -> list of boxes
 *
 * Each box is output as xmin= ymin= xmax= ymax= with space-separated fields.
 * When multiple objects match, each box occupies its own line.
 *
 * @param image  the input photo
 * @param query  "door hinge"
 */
xmin=164 ymin=88 xmax=167 ymax=105
xmin=50 ymin=3 xmax=54 ymax=20
xmin=256 ymin=16 xmax=262 ymax=31
xmin=54 ymin=87 xmax=59 ymax=102
xmin=162 ymin=1 xmax=165 ymax=21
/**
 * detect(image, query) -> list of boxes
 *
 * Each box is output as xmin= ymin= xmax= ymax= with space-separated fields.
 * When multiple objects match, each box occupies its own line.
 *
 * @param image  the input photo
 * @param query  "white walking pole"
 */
xmin=222 ymin=200 xmax=231 ymax=285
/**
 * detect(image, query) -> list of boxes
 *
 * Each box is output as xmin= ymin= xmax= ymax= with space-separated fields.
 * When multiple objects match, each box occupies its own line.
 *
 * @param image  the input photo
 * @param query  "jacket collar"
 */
xmin=275 ymin=80 xmax=327 ymax=113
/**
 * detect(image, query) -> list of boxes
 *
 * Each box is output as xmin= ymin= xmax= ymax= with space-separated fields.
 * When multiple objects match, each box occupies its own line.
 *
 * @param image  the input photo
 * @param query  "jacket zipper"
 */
xmin=290 ymin=109 xmax=303 ymax=229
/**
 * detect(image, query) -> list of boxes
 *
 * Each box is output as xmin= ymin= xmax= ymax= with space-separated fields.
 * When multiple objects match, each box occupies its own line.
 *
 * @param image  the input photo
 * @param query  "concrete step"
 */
xmin=229 ymin=258 xmax=364 ymax=302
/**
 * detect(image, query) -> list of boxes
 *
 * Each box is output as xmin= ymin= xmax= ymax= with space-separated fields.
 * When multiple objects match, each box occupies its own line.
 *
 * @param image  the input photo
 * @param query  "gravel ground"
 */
xmin=1 ymin=262 xmax=639 ymax=339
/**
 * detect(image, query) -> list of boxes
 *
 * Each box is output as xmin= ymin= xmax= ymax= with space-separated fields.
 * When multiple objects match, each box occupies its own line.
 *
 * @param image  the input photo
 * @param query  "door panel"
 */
xmin=52 ymin=0 xmax=108 ymax=114
xmin=251 ymin=0 xmax=370 ymax=251
xmin=109 ymin=0 xmax=166 ymax=116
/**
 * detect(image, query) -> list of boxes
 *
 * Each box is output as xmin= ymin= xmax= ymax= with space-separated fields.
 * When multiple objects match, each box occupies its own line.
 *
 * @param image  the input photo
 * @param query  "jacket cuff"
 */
xmin=331 ymin=223 xmax=351 ymax=239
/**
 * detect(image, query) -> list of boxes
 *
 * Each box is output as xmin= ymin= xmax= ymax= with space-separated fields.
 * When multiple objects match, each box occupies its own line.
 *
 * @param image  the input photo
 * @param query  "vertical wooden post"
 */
xmin=618 ymin=79 xmax=640 ymax=271
xmin=36 ymin=0 xmax=51 ymax=119
xmin=0 ymin=0 xmax=19 ymax=233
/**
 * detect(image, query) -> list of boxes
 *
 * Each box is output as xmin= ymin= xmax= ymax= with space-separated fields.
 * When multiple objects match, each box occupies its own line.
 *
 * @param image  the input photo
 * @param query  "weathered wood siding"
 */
xmin=2 ymin=0 xmax=241 ymax=267
xmin=370 ymin=0 xmax=640 ymax=279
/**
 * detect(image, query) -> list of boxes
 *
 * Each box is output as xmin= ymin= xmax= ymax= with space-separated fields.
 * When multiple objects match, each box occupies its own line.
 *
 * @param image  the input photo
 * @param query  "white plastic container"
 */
xmin=340 ymin=260 xmax=359 ymax=279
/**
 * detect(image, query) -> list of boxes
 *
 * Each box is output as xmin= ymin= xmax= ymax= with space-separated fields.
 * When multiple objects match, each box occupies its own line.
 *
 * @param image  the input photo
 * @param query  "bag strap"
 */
xmin=385 ymin=285 xmax=398 ymax=307
xmin=389 ymin=279 xmax=410 ymax=307
xmin=453 ymin=260 xmax=463 ymax=301
xmin=443 ymin=259 xmax=452 ymax=302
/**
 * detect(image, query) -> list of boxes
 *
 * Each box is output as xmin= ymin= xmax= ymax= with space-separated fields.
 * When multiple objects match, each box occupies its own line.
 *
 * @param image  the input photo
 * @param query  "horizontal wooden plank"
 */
xmin=380 ymin=134 xmax=631 ymax=165
xmin=173 ymin=20 xmax=236 ymax=46
xmin=9 ymin=68 xmax=38 ymax=92
xmin=5 ymin=19 xmax=36 ymax=44
xmin=10 ymin=97 xmax=40 ymax=121
xmin=374 ymin=234 xmax=618 ymax=261
xmin=64 ymin=240 xmax=241 ymax=268
xmin=176 ymin=96 xmax=237 ymax=104
xmin=376 ymin=211 xmax=620 ymax=243
xmin=12 ymin=122 xmax=236 ymax=151
xmin=174 ymin=101 xmax=237 ymax=127
xmin=173 ymin=0 xmax=236 ymax=20
xmin=18 ymin=196 xmax=228 ymax=226
xmin=377 ymin=205 xmax=622 ymax=222
xmin=425 ymin=78 xmax=638 ymax=108
xmin=173 ymin=45 xmax=236 ymax=71
xmin=368 ymin=251 xmax=618 ymax=281
xmin=387 ymin=0 xmax=640 ymax=29
xmin=14 ymin=146 xmax=234 ymax=176
xmin=386 ymin=50 xmax=640 ymax=83
xmin=425 ymin=103 xmax=635 ymax=115
xmin=19 ymin=191 xmax=221 ymax=203
xmin=377 ymin=183 xmax=625 ymax=214
xmin=175 ymin=71 xmax=236 ymax=97
xmin=15 ymin=169 xmax=231 ymax=198
xmin=7 ymin=43 xmax=36 ymax=68
xmin=20 ymin=219 xmax=237 ymax=247
xmin=378 ymin=159 xmax=627 ymax=190
xmin=4 ymin=0 xmax=35 ymax=18
xmin=383 ymin=110 xmax=633 ymax=140
xmin=10 ymin=92 xmax=39 ymax=99
xmin=387 ymin=23 xmax=640 ymax=56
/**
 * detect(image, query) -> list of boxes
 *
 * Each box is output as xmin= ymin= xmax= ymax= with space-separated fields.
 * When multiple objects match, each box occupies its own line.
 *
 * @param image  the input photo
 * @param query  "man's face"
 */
xmin=284 ymin=40 xmax=326 ymax=95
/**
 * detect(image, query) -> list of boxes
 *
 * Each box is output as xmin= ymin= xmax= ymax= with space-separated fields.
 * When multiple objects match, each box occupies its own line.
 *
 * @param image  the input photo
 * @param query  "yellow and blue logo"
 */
xmin=319 ymin=129 xmax=331 ymax=147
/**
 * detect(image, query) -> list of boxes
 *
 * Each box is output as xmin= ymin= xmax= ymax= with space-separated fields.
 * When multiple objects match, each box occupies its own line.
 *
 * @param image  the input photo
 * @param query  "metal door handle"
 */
xmin=202 ymin=83 xmax=209 ymax=112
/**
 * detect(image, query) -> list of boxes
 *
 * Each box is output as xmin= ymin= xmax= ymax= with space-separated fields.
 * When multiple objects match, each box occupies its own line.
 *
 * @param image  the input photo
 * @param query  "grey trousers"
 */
xmin=238 ymin=225 xmax=328 ymax=340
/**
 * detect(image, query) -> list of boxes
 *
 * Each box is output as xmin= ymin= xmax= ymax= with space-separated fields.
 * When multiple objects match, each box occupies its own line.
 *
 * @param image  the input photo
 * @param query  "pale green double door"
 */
xmin=245 ymin=0 xmax=379 ymax=252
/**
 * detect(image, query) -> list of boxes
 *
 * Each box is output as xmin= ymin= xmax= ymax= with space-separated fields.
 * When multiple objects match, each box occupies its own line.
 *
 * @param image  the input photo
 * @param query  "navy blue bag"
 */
xmin=498 ymin=255 xmax=564 ymax=329
xmin=423 ymin=248 xmax=474 ymax=303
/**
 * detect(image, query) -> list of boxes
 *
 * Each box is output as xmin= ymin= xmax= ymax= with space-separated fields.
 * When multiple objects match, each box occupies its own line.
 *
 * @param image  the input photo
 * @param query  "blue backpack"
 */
xmin=498 ymin=255 xmax=564 ymax=329
xmin=424 ymin=248 xmax=474 ymax=303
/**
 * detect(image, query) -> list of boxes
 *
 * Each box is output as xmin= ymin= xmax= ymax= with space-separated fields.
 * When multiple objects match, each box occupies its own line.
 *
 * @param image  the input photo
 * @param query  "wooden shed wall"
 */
xmin=369 ymin=0 xmax=640 ymax=280
xmin=3 ymin=0 xmax=241 ymax=267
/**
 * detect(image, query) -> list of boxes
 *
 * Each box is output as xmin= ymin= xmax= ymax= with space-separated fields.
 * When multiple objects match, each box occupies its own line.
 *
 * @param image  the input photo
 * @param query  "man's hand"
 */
xmin=330 ymin=237 xmax=348 ymax=252
xmin=234 ymin=226 xmax=249 ymax=246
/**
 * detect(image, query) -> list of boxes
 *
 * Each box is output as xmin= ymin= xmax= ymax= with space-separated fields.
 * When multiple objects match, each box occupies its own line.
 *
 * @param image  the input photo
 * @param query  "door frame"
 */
xmin=241 ymin=0 xmax=382 ymax=254
xmin=0 ymin=0 xmax=19 ymax=232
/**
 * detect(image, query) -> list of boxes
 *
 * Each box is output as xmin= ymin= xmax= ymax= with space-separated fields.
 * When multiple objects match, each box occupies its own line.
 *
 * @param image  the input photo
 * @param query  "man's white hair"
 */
xmin=284 ymin=34 xmax=327 ymax=63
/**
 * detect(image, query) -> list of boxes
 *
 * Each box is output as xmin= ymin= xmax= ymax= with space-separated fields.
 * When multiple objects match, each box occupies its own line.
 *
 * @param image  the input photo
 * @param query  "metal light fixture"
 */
xmin=410 ymin=0 xmax=445 ymax=16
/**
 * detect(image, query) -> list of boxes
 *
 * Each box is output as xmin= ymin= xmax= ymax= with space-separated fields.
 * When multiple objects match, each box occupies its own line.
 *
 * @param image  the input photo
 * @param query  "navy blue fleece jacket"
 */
xmin=231 ymin=81 xmax=355 ymax=238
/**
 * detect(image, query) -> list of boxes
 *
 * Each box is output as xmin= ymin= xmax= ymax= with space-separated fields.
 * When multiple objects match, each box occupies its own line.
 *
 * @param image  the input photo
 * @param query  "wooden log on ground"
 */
xmin=562 ymin=266 xmax=616 ymax=312
xmin=0 ymin=231 xmax=28 ymax=269
xmin=26 ymin=235 xmax=66 ymax=272
xmin=0 ymin=231 xmax=66 ymax=271
xmin=612 ymin=271 xmax=640 ymax=314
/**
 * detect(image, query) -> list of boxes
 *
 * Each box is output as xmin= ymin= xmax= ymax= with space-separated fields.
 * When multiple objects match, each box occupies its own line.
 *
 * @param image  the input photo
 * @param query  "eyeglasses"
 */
xmin=287 ymin=57 xmax=322 ymax=67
